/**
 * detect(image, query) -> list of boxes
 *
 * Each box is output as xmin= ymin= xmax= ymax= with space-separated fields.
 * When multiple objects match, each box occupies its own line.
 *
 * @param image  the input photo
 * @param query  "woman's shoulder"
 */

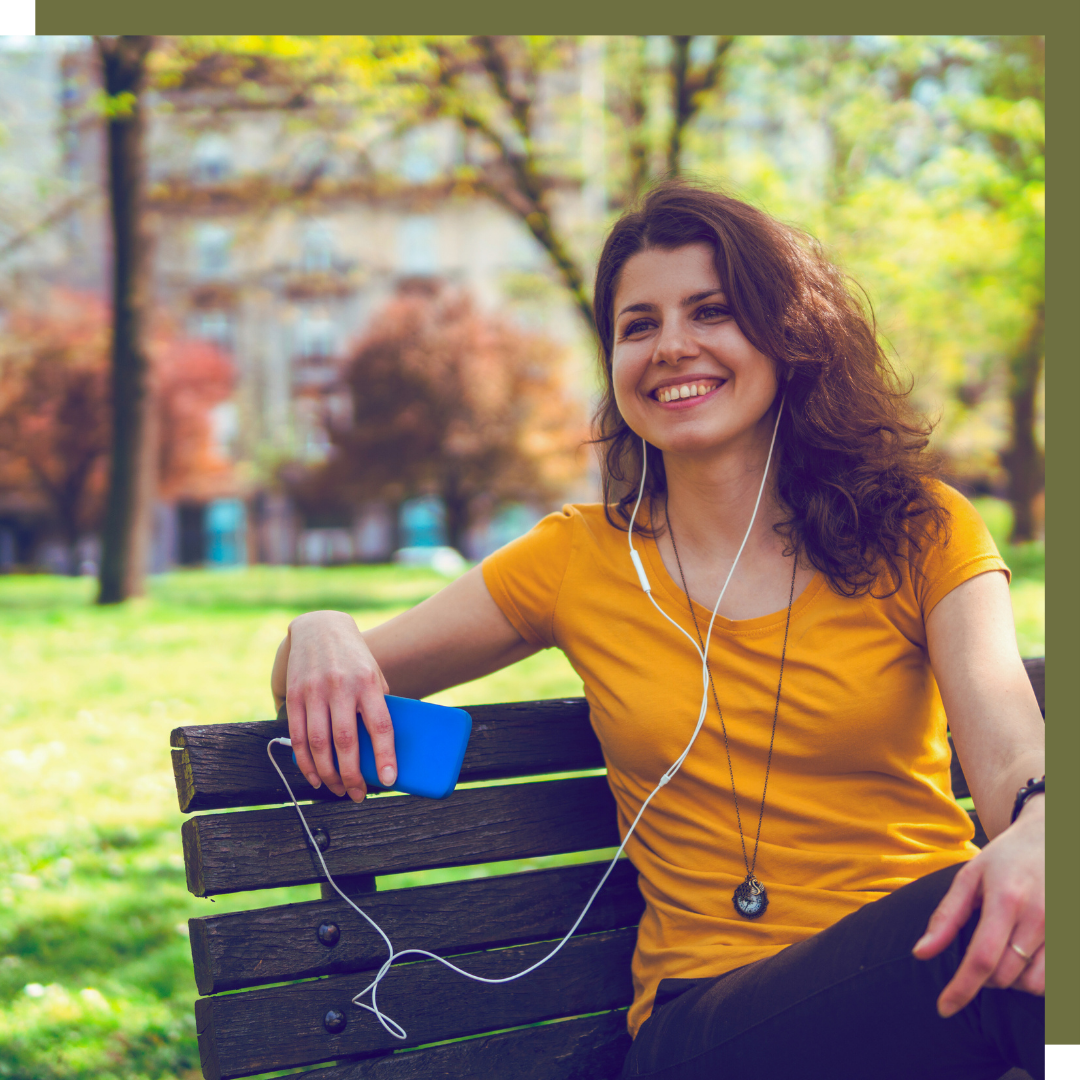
xmin=525 ymin=502 xmax=627 ymax=538
xmin=903 ymin=479 xmax=1008 ymax=616
xmin=916 ymin=479 xmax=995 ymax=548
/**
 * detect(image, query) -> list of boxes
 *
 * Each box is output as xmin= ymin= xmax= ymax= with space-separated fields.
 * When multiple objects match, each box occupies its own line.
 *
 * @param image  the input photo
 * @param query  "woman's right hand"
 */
xmin=270 ymin=566 xmax=540 ymax=803
xmin=274 ymin=610 xmax=397 ymax=802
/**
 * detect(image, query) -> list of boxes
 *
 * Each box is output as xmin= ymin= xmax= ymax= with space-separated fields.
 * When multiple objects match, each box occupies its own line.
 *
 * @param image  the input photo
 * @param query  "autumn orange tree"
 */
xmin=0 ymin=293 xmax=111 ymax=571
xmin=285 ymin=282 xmax=588 ymax=553
xmin=0 ymin=290 xmax=235 ymax=572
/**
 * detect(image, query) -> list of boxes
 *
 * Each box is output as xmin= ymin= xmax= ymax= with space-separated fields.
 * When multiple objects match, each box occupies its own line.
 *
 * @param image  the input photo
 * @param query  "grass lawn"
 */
xmin=0 ymin=499 xmax=1042 ymax=1079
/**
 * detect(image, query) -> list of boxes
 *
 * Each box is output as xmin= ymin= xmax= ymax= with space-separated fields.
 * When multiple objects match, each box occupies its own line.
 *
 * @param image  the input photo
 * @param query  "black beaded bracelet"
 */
xmin=1011 ymin=775 xmax=1045 ymax=824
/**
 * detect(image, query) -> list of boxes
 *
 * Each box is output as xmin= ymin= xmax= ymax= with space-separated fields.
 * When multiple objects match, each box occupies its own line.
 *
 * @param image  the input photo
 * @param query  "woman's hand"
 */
xmin=277 ymin=610 xmax=397 ymax=803
xmin=269 ymin=567 xmax=540 ymax=803
xmin=912 ymin=794 xmax=1044 ymax=1016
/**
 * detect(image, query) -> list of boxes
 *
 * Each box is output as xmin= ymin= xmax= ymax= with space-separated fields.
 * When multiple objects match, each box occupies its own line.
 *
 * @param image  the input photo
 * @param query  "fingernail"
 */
xmin=913 ymin=935 xmax=929 ymax=952
xmin=381 ymin=765 xmax=396 ymax=786
xmin=348 ymin=788 xmax=365 ymax=803
xmin=308 ymin=776 xmax=322 ymax=790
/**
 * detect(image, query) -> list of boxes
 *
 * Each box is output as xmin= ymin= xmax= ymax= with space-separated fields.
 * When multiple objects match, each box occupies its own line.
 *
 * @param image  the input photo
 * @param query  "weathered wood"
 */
xmin=172 ymin=698 xmax=601 ymax=813
xmin=272 ymin=1010 xmax=632 ymax=1080
xmin=949 ymin=658 xmax=1045 ymax=802
xmin=183 ymin=775 xmax=620 ymax=897
xmin=195 ymin=926 xmax=636 ymax=1080
xmin=190 ymin=859 xmax=643 ymax=994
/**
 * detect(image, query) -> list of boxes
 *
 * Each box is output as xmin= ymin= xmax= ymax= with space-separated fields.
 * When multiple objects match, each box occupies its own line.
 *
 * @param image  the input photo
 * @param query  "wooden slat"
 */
xmin=195 ymin=926 xmax=636 ymax=1080
xmin=273 ymin=1010 xmax=631 ymax=1080
xmin=172 ymin=698 xmax=601 ymax=813
xmin=183 ymin=775 xmax=620 ymax=897
xmin=191 ymin=859 xmax=643 ymax=994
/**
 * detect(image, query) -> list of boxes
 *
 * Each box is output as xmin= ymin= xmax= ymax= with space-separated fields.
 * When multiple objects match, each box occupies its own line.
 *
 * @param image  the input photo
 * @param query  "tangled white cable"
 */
xmin=265 ymin=396 xmax=785 ymax=1041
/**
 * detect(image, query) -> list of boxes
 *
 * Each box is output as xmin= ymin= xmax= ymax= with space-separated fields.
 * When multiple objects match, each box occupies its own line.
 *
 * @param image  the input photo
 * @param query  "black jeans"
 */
xmin=621 ymin=863 xmax=1044 ymax=1080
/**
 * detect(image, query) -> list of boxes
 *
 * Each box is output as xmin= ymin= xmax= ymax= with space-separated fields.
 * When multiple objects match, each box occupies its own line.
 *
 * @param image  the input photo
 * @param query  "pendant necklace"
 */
xmin=666 ymin=504 xmax=797 ymax=920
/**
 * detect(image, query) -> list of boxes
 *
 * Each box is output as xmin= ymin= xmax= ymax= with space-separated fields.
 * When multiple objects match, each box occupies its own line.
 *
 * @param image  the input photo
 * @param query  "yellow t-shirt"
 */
xmin=481 ymin=482 xmax=1009 ymax=1037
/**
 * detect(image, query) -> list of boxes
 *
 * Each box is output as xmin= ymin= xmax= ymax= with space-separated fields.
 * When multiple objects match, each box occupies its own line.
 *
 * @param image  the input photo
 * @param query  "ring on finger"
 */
xmin=1008 ymin=942 xmax=1034 ymax=963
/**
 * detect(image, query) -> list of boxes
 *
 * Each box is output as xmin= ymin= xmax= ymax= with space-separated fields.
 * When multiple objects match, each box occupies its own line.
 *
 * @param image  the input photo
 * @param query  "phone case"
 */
xmin=293 ymin=695 xmax=472 ymax=800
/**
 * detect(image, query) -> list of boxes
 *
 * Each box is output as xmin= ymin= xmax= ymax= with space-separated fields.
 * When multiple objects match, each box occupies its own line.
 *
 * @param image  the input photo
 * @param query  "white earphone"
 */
xmin=267 ymin=396 xmax=785 ymax=1040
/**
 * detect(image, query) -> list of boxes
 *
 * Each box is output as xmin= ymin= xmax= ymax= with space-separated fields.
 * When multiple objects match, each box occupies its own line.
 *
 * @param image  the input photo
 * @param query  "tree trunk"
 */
xmin=667 ymin=36 xmax=692 ymax=176
xmin=666 ymin=36 xmax=734 ymax=179
xmin=95 ymin=35 xmax=154 ymax=604
xmin=1001 ymin=303 xmax=1045 ymax=543
xmin=441 ymin=473 xmax=471 ymax=556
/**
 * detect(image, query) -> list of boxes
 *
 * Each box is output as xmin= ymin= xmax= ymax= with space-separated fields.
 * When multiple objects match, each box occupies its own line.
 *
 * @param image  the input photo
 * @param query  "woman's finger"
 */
xmin=357 ymin=674 xmax=397 ymax=790
xmin=989 ymin=936 xmax=1041 ymax=990
xmin=330 ymin=692 xmax=366 ymax=803
xmin=1014 ymin=944 xmax=1045 ymax=996
xmin=912 ymin=861 xmax=981 ymax=960
xmin=936 ymin=891 xmax=1018 ymax=1017
xmin=284 ymin=691 xmax=320 ymax=790
xmin=306 ymin=697 xmax=345 ymax=797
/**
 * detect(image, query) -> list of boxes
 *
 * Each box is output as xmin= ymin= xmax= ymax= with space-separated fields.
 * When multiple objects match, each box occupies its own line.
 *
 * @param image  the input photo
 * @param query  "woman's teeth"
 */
xmin=657 ymin=383 xmax=716 ymax=403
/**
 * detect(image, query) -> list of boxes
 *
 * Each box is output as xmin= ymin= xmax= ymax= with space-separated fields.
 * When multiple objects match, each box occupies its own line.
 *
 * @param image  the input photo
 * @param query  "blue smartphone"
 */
xmin=293 ymin=695 xmax=472 ymax=800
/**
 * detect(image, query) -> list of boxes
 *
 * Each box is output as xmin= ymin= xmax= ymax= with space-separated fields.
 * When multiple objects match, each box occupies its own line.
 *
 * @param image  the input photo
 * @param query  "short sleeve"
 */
xmin=481 ymin=506 xmax=579 ymax=649
xmin=913 ymin=483 xmax=1011 ymax=620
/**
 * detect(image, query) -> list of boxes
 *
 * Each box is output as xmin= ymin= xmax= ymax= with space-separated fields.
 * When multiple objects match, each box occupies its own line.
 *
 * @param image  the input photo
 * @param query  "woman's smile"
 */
xmin=651 ymin=377 xmax=727 ymax=407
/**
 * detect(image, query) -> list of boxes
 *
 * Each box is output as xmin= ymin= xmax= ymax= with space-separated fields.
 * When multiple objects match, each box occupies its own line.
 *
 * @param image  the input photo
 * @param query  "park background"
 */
xmin=0 ymin=36 xmax=1043 ymax=1079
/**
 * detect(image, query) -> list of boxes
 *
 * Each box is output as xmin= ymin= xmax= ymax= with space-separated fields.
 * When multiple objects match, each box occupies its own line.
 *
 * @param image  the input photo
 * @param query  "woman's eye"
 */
xmin=696 ymin=305 xmax=730 ymax=320
xmin=621 ymin=319 xmax=653 ymax=337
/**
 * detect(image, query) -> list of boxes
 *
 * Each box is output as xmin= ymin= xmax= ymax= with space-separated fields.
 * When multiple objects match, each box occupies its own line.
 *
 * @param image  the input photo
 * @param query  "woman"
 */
xmin=271 ymin=182 xmax=1044 ymax=1079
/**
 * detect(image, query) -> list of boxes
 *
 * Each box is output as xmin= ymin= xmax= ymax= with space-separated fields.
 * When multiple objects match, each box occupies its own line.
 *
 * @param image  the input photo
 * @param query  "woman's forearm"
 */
xmin=925 ymin=571 xmax=1045 ymax=841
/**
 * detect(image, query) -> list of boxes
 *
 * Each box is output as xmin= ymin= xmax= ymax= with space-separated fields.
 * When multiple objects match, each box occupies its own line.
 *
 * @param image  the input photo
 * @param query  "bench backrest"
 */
xmin=171 ymin=657 xmax=1044 ymax=1080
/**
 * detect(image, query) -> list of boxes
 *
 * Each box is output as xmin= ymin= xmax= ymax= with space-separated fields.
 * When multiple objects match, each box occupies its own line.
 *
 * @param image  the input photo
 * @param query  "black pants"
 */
xmin=621 ymin=863 xmax=1044 ymax=1080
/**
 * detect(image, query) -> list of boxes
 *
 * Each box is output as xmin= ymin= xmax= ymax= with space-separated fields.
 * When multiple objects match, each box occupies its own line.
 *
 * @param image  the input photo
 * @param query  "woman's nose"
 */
xmin=653 ymin=318 xmax=698 ymax=365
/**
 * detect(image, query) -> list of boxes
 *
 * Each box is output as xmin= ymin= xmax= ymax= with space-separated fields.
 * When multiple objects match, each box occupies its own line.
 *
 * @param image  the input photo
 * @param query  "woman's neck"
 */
xmin=660 ymin=426 xmax=784 ymax=562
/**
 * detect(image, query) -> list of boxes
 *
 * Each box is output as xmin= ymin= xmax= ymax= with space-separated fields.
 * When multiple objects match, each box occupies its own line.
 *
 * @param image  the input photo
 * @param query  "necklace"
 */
xmin=666 ymin=504 xmax=797 ymax=920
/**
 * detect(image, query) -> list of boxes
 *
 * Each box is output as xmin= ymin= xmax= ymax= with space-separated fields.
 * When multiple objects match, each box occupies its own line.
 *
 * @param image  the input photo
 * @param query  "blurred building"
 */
xmin=0 ymin=40 xmax=595 ymax=570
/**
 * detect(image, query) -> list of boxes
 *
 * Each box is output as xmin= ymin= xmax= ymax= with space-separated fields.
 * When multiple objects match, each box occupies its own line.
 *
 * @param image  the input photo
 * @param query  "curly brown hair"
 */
xmin=592 ymin=180 xmax=947 ymax=597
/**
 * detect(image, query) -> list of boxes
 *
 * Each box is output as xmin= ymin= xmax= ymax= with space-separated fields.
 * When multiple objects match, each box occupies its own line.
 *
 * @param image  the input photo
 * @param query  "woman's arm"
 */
xmin=913 ymin=569 xmax=1045 ymax=1015
xmin=271 ymin=565 xmax=539 ymax=802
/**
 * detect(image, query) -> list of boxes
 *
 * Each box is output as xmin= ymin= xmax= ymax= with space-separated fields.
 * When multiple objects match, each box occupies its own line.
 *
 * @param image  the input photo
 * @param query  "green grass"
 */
xmin=0 ymin=499 xmax=1042 ymax=1078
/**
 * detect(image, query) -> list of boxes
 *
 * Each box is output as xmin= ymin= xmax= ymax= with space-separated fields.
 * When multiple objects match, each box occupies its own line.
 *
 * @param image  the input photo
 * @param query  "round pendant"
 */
xmin=733 ymin=875 xmax=768 ymax=919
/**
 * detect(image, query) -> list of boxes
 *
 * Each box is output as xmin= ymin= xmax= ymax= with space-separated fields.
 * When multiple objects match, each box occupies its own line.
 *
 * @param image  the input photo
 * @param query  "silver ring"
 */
xmin=1009 ymin=942 xmax=1034 ymax=963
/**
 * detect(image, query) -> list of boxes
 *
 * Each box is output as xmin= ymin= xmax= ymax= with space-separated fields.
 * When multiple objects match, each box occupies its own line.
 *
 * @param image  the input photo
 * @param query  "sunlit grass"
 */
xmin=0 ymin=497 xmax=1043 ymax=1078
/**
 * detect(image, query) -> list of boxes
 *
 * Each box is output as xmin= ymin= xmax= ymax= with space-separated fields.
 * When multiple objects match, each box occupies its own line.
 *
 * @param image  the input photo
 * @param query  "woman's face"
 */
xmin=611 ymin=243 xmax=780 ymax=460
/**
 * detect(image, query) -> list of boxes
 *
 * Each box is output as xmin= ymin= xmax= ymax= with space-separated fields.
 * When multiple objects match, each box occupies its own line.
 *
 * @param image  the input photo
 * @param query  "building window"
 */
xmin=194 ymin=224 xmax=232 ymax=279
xmin=189 ymin=309 xmax=234 ymax=351
xmin=300 ymin=221 xmax=335 ymax=273
xmin=209 ymin=401 xmax=239 ymax=459
xmin=294 ymin=307 xmax=336 ymax=361
xmin=193 ymin=133 xmax=233 ymax=184
xmin=396 ymin=215 xmax=439 ymax=277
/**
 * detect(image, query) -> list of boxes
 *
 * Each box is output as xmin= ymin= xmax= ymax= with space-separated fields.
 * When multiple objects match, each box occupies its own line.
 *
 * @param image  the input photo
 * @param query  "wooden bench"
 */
xmin=171 ymin=657 xmax=1045 ymax=1080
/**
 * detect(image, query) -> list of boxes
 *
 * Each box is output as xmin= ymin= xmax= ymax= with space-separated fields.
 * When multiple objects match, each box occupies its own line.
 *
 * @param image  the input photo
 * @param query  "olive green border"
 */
xmin=1043 ymin=15 xmax=1077 ymax=1048
xmin=31 ymin=0 xmax=1080 ymax=1046
xmin=26 ymin=0 xmax=1072 ymax=36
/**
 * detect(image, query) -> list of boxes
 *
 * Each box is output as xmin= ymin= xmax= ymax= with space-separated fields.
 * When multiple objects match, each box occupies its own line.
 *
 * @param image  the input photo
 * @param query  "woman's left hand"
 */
xmin=912 ymin=794 xmax=1044 ymax=1017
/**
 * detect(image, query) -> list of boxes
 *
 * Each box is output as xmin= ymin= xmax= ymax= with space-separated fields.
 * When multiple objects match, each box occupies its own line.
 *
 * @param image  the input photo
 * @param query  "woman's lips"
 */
xmin=652 ymin=381 xmax=725 ymax=408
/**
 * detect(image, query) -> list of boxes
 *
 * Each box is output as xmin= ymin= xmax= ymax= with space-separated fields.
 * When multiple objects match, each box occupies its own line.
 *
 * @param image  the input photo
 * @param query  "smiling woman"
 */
xmin=593 ymin=185 xmax=946 ymax=604
xmin=277 ymin=181 xmax=1044 ymax=1080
